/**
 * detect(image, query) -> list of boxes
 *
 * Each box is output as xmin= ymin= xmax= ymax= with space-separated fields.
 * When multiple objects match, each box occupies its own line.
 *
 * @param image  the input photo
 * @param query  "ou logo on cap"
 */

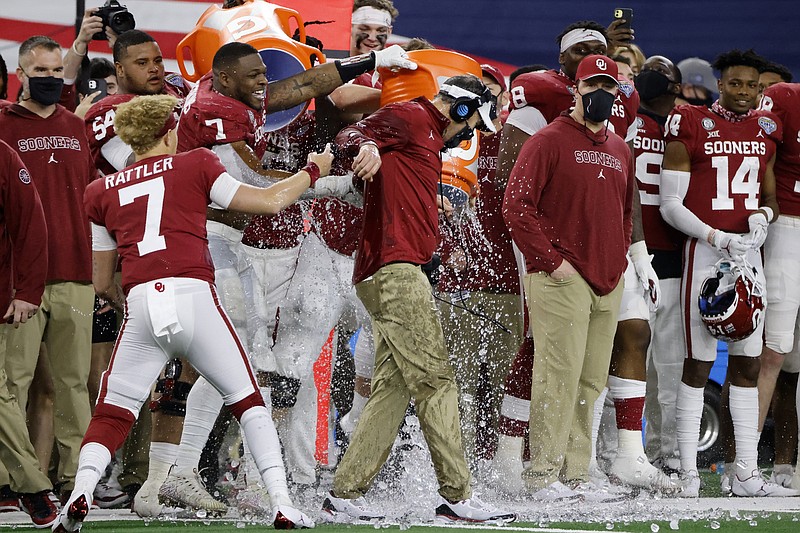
xmin=596 ymin=58 xmax=608 ymax=70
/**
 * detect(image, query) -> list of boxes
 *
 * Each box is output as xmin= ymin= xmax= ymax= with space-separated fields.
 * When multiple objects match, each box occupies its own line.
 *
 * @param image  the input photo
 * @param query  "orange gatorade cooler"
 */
xmin=177 ymin=0 xmax=324 ymax=131
xmin=379 ymin=50 xmax=482 ymax=207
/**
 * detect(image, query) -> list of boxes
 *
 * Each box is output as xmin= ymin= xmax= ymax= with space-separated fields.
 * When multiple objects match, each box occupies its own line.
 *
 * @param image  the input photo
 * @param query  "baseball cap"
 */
xmin=677 ymin=57 xmax=717 ymax=93
xmin=575 ymin=55 xmax=619 ymax=85
xmin=480 ymin=64 xmax=507 ymax=93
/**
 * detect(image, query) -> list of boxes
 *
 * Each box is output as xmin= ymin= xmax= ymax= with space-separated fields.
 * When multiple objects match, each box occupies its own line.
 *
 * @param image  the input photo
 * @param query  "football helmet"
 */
xmin=698 ymin=259 xmax=764 ymax=342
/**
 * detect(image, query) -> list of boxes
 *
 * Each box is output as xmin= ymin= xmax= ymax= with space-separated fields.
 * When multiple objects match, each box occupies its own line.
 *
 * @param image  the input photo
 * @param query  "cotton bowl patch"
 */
xmin=701 ymin=117 xmax=716 ymax=131
xmin=758 ymin=116 xmax=777 ymax=135
xmin=19 ymin=168 xmax=31 ymax=184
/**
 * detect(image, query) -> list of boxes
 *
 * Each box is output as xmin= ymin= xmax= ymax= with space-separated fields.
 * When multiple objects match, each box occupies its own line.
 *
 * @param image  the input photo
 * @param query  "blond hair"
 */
xmin=114 ymin=95 xmax=177 ymax=155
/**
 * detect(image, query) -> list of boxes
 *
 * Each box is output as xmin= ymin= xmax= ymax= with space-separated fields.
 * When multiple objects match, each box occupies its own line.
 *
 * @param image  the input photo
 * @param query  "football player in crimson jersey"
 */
xmin=632 ymin=57 xmax=688 ymax=477
xmin=490 ymin=20 xmax=662 ymax=495
xmin=85 ymin=30 xmax=192 ymax=176
xmin=658 ymin=49 xmax=794 ymax=497
xmin=54 ymin=95 xmax=333 ymax=533
xmin=756 ymin=81 xmax=800 ymax=488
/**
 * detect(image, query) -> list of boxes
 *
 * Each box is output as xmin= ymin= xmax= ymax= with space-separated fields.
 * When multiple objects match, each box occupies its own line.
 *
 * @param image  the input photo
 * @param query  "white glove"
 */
xmin=314 ymin=173 xmax=355 ymax=197
xmin=373 ymin=45 xmax=417 ymax=71
xmin=629 ymin=240 xmax=660 ymax=312
xmin=710 ymin=229 xmax=750 ymax=261
xmin=743 ymin=211 xmax=769 ymax=249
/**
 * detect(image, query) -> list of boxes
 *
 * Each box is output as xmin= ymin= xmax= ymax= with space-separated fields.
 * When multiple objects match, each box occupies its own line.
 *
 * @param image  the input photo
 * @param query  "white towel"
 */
xmin=146 ymin=279 xmax=183 ymax=340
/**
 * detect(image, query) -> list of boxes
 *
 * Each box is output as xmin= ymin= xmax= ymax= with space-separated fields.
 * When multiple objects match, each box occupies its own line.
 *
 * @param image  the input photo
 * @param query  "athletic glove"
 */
xmin=709 ymin=229 xmax=750 ymax=261
xmin=629 ymin=240 xmax=660 ymax=312
xmin=372 ymin=45 xmax=417 ymax=71
xmin=743 ymin=211 xmax=769 ymax=250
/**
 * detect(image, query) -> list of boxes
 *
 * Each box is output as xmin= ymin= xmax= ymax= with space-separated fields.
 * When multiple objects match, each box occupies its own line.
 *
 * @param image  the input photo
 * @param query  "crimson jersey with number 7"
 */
xmin=664 ymin=104 xmax=782 ymax=233
xmin=84 ymin=148 xmax=229 ymax=294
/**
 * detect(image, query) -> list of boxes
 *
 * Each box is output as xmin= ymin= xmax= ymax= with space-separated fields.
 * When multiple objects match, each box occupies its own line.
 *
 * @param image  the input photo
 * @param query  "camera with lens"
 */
xmin=93 ymin=0 xmax=136 ymax=40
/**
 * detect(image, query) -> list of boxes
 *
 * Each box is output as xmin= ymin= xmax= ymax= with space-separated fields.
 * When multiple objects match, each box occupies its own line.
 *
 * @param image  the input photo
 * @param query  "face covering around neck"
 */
xmin=443 ymin=125 xmax=474 ymax=150
xmin=580 ymin=88 xmax=615 ymax=123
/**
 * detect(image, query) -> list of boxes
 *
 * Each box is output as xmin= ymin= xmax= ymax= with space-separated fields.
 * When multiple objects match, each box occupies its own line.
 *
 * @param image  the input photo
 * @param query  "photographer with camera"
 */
xmin=62 ymin=2 xmax=133 ymax=112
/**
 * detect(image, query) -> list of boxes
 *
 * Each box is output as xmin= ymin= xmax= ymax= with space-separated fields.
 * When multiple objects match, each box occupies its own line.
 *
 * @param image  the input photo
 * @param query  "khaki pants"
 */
xmin=439 ymin=291 xmax=522 ymax=467
xmin=522 ymin=272 xmax=623 ymax=489
xmin=3 ymin=282 xmax=93 ymax=491
xmin=334 ymin=263 xmax=471 ymax=502
xmin=0 ymin=325 xmax=53 ymax=493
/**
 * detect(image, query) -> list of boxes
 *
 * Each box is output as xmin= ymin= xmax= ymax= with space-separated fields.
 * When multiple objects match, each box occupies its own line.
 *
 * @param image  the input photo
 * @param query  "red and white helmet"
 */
xmin=698 ymin=259 xmax=764 ymax=342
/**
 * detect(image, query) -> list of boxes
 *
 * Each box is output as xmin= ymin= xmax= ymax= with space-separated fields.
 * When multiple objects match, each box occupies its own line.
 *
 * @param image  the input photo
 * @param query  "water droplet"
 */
xmin=749 ymin=521 xmax=757 ymax=527
xmin=637 ymin=456 xmax=646 ymax=464
xmin=651 ymin=524 xmax=660 ymax=532
xmin=606 ymin=522 xmax=614 ymax=530
xmin=710 ymin=521 xmax=720 ymax=530
xmin=196 ymin=509 xmax=207 ymax=519
xmin=236 ymin=522 xmax=246 ymax=529
xmin=230 ymin=459 xmax=240 ymax=468
xmin=669 ymin=519 xmax=679 ymax=530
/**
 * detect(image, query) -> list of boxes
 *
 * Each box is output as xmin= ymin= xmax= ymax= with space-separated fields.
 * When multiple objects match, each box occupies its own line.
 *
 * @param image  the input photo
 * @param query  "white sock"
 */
xmin=238 ymin=406 xmax=289 ymax=502
xmin=148 ymin=442 xmax=179 ymax=479
xmin=590 ymin=387 xmax=608 ymax=463
xmin=173 ymin=377 xmax=224 ymax=473
xmin=729 ymin=384 xmax=759 ymax=478
xmin=341 ymin=392 xmax=368 ymax=433
xmin=676 ymin=382 xmax=704 ymax=476
xmin=74 ymin=443 xmax=112 ymax=501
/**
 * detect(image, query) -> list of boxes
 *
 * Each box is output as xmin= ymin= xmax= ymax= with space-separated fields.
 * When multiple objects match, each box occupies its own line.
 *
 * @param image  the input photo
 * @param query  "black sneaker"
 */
xmin=19 ymin=490 xmax=59 ymax=529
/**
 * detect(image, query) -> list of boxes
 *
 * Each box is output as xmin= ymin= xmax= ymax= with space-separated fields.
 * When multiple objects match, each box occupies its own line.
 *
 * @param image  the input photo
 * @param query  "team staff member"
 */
xmin=503 ymin=56 xmax=634 ymax=500
xmin=0 ymin=140 xmax=61 ymax=528
xmin=323 ymin=75 xmax=514 ymax=523
xmin=54 ymin=94 xmax=334 ymax=533
xmin=658 ymin=49 xmax=792 ymax=498
xmin=0 ymin=36 xmax=95 ymax=502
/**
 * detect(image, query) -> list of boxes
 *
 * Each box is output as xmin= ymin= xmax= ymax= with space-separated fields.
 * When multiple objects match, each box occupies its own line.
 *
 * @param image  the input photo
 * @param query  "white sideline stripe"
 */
xmin=416 ymin=524 xmax=634 ymax=533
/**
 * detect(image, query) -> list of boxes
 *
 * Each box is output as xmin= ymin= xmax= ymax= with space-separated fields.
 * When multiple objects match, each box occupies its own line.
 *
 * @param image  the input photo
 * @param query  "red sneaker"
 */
xmin=0 ymin=485 xmax=20 ymax=512
xmin=19 ymin=490 xmax=59 ymax=529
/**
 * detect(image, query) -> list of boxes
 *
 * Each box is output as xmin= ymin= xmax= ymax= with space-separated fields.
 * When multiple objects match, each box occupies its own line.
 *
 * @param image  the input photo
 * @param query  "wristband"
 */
xmin=72 ymin=41 xmax=87 ymax=57
xmin=759 ymin=206 xmax=774 ymax=223
xmin=302 ymin=162 xmax=321 ymax=187
xmin=334 ymin=52 xmax=377 ymax=83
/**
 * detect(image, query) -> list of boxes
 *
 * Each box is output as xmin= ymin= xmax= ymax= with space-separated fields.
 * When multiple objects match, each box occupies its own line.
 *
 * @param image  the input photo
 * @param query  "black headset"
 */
xmin=445 ymin=84 xmax=495 ymax=124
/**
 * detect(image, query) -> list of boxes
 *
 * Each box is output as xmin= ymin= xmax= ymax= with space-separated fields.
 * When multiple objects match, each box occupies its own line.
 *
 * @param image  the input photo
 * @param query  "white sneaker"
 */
xmin=678 ymin=473 xmax=700 ymax=498
xmin=434 ymin=495 xmax=516 ymax=523
xmin=529 ymin=481 xmax=580 ymax=502
xmin=271 ymin=505 xmax=315 ymax=529
xmin=52 ymin=492 xmax=90 ymax=533
xmin=770 ymin=464 xmax=794 ymax=488
xmin=732 ymin=470 xmax=800 ymax=497
xmin=488 ymin=435 xmax=525 ymax=495
xmin=571 ymin=481 xmax=628 ymax=503
xmin=159 ymin=470 xmax=227 ymax=515
xmin=132 ymin=477 xmax=164 ymax=518
xmin=720 ymin=472 xmax=732 ymax=494
xmin=321 ymin=492 xmax=384 ymax=521
xmin=93 ymin=482 xmax=129 ymax=509
xmin=609 ymin=454 xmax=680 ymax=494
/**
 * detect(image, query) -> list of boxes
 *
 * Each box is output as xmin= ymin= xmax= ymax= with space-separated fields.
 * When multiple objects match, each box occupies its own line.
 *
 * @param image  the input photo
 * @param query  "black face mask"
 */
xmin=635 ymin=69 xmax=673 ymax=102
xmin=442 ymin=125 xmax=473 ymax=150
xmin=26 ymin=75 xmax=64 ymax=106
xmin=580 ymin=88 xmax=615 ymax=123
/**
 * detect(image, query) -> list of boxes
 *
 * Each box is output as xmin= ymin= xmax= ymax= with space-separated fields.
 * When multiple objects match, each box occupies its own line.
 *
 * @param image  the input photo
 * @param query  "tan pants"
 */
xmin=522 ymin=272 xmax=623 ymax=489
xmin=334 ymin=263 xmax=471 ymax=502
xmin=3 ymin=282 xmax=93 ymax=491
xmin=0 ymin=325 xmax=53 ymax=493
xmin=439 ymin=291 xmax=522 ymax=467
